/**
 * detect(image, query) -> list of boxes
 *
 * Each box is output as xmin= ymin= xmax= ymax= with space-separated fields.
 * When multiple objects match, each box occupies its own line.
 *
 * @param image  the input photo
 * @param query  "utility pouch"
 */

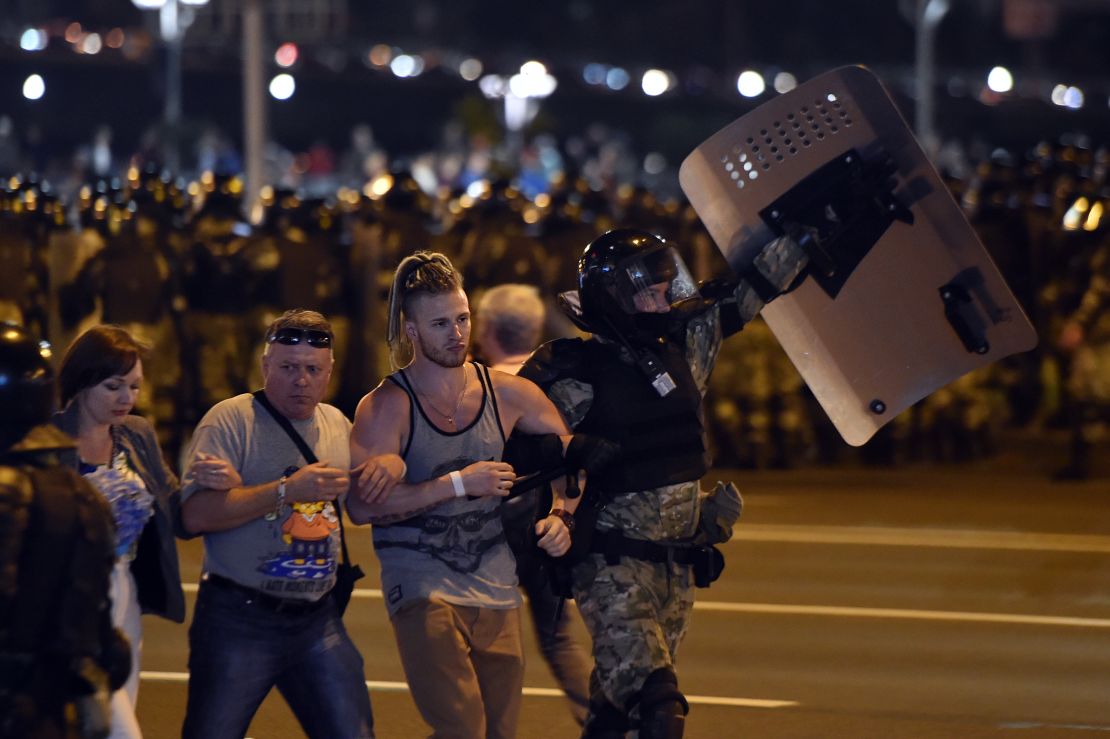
xmin=692 ymin=545 xmax=725 ymax=588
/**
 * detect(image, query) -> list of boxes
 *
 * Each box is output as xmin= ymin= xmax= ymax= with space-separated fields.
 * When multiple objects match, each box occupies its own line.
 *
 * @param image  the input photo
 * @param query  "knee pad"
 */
xmin=634 ymin=668 xmax=689 ymax=739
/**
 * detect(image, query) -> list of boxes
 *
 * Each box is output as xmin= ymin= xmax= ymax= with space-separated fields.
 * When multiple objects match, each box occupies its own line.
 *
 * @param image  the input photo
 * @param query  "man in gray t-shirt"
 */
xmin=179 ymin=310 xmax=374 ymax=739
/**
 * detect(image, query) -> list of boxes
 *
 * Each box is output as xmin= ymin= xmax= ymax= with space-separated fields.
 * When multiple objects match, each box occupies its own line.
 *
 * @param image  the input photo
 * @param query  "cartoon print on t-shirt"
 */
xmin=258 ymin=499 xmax=338 ymax=580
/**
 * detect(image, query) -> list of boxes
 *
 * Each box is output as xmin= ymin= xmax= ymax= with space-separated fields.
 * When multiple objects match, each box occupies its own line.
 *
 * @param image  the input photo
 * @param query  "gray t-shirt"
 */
xmin=372 ymin=363 xmax=521 ymax=615
xmin=182 ymin=393 xmax=352 ymax=601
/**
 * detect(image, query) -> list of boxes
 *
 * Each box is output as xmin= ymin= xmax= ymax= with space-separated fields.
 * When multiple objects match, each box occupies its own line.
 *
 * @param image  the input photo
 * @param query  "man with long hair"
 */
xmin=346 ymin=253 xmax=606 ymax=739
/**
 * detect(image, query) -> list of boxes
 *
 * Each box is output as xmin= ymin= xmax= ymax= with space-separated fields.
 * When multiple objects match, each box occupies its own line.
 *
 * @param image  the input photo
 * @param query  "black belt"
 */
xmin=202 ymin=572 xmax=331 ymax=615
xmin=589 ymin=529 xmax=724 ymax=587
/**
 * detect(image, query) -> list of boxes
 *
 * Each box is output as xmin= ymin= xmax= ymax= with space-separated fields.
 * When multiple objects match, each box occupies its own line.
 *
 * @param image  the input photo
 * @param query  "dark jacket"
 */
xmin=52 ymin=404 xmax=186 ymax=623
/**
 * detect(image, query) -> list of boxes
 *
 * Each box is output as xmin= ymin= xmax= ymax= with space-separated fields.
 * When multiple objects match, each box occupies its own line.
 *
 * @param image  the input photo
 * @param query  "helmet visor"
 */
xmin=614 ymin=247 xmax=698 ymax=314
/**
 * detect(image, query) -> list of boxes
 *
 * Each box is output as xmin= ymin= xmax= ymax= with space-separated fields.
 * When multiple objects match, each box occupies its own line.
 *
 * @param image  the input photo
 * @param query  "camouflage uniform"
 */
xmin=542 ymin=308 xmax=722 ymax=726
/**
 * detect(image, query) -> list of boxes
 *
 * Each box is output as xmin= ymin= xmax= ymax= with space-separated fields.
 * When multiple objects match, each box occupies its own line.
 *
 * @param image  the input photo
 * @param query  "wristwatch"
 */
xmin=549 ymin=508 xmax=575 ymax=534
xmin=265 ymin=476 xmax=287 ymax=521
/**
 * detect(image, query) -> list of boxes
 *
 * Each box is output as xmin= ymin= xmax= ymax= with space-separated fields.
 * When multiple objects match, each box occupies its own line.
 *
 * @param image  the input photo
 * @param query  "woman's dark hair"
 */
xmin=58 ymin=325 xmax=149 ymax=407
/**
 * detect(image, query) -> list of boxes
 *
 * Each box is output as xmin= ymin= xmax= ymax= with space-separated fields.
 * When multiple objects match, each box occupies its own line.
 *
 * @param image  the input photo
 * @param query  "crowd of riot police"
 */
xmin=0 ymin=140 xmax=1107 ymax=476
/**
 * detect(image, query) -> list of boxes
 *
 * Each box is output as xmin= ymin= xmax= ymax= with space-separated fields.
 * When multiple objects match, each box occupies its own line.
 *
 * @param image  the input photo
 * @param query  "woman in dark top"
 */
xmin=53 ymin=325 xmax=239 ymax=738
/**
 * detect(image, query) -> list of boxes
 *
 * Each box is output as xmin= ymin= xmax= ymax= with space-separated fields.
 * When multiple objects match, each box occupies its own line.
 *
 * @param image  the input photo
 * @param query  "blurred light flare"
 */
xmin=80 ymin=33 xmax=103 ymax=55
xmin=773 ymin=72 xmax=797 ymax=94
xmin=269 ymin=73 xmax=295 ymax=100
xmin=23 ymin=74 xmax=45 ymax=100
xmin=641 ymin=69 xmax=670 ymax=97
xmin=987 ymin=66 xmax=1013 ymax=93
xmin=275 ymin=42 xmax=298 ymax=68
xmin=459 ymin=58 xmax=482 ymax=81
xmin=20 ymin=29 xmax=48 ymax=52
xmin=606 ymin=67 xmax=630 ymax=91
xmin=737 ymin=70 xmax=765 ymax=97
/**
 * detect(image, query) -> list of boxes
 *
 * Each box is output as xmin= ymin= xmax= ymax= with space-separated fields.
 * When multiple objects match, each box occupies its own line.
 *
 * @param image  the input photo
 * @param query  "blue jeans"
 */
xmin=182 ymin=581 xmax=373 ymax=739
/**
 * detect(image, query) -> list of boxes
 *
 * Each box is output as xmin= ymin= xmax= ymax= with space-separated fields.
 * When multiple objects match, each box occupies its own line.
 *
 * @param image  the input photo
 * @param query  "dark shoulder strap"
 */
xmin=252 ymin=390 xmax=353 ymax=566
xmin=384 ymin=374 xmax=416 ymax=459
xmin=478 ymin=362 xmax=507 ymax=444
xmin=252 ymin=390 xmax=318 ymax=464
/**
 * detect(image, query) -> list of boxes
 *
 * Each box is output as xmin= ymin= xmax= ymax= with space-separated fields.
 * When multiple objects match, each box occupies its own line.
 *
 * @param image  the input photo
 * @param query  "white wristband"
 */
xmin=449 ymin=470 xmax=466 ymax=498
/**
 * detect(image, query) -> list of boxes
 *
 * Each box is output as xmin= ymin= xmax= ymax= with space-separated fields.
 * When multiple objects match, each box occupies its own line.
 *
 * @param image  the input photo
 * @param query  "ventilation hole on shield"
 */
xmin=775 ymin=154 xmax=784 ymax=162
xmin=789 ymin=147 xmax=798 ymax=155
xmin=816 ymin=131 xmax=825 ymax=140
xmin=730 ymin=170 xmax=740 ymax=180
xmin=749 ymin=170 xmax=759 ymax=180
xmin=736 ymin=179 xmax=745 ymax=189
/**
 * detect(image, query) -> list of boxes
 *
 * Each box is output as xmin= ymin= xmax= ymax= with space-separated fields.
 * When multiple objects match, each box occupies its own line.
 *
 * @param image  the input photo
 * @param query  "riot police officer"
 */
xmin=520 ymin=229 xmax=807 ymax=738
xmin=0 ymin=322 xmax=128 ymax=738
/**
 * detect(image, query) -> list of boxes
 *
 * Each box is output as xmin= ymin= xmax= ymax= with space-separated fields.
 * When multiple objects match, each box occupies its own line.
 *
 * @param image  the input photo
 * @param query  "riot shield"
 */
xmin=680 ymin=65 xmax=1037 ymax=446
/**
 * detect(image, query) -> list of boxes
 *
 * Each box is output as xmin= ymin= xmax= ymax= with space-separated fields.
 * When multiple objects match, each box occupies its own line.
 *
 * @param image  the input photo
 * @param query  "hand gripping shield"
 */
xmin=680 ymin=66 xmax=1037 ymax=446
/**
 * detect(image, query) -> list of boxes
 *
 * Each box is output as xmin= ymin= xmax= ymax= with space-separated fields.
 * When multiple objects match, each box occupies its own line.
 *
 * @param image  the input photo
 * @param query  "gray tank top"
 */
xmin=372 ymin=362 xmax=522 ymax=615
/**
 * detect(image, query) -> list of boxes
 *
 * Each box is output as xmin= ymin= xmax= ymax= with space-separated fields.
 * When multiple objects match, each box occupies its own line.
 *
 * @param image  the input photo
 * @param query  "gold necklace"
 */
xmin=415 ymin=366 xmax=469 ymax=425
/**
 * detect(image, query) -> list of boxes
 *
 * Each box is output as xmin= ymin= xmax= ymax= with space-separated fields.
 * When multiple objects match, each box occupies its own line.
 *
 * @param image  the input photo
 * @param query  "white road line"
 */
xmin=138 ymin=672 xmax=795 ymax=709
xmin=181 ymin=584 xmax=1110 ymax=628
xmin=694 ymin=602 xmax=1110 ymax=629
xmin=732 ymin=524 xmax=1110 ymax=553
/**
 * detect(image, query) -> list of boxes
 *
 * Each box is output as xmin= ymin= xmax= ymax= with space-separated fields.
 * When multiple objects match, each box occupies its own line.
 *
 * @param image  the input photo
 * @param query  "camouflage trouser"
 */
xmin=571 ymin=544 xmax=696 ymax=718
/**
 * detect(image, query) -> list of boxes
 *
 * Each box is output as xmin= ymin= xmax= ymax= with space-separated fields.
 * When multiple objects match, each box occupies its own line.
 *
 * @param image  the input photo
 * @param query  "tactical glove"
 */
xmin=564 ymin=433 xmax=620 ymax=475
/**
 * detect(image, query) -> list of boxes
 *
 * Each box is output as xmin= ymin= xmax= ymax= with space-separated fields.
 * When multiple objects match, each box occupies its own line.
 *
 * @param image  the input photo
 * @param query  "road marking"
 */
xmin=694 ymin=602 xmax=1110 ymax=629
xmin=732 ymin=524 xmax=1110 ymax=553
xmin=1000 ymin=721 xmax=1110 ymax=732
xmin=181 ymin=584 xmax=1110 ymax=628
xmin=139 ymin=672 xmax=795 ymax=709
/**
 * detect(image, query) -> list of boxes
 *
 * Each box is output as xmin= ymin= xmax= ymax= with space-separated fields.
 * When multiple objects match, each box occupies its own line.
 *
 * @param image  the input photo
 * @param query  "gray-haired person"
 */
xmin=475 ymin=283 xmax=593 ymax=726
xmin=180 ymin=309 xmax=374 ymax=739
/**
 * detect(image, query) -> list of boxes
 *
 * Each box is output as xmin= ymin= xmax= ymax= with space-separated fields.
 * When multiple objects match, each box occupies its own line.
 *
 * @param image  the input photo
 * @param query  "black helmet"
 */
xmin=576 ymin=228 xmax=699 ymax=344
xmin=0 ymin=322 xmax=55 ymax=450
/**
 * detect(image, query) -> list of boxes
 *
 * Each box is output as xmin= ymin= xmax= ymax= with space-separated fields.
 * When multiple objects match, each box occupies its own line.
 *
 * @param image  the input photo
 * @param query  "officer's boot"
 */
xmin=581 ymin=696 xmax=630 ymax=739
xmin=635 ymin=668 xmax=689 ymax=739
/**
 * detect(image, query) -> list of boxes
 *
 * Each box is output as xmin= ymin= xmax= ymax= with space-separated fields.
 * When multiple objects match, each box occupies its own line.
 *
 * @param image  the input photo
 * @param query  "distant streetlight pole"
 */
xmin=913 ymin=0 xmax=951 ymax=158
xmin=131 ymin=0 xmax=209 ymax=172
xmin=242 ymin=0 xmax=267 ymax=216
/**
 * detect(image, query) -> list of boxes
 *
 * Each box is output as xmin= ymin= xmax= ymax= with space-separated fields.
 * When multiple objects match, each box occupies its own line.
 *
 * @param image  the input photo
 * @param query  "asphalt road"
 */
xmin=134 ymin=439 xmax=1110 ymax=738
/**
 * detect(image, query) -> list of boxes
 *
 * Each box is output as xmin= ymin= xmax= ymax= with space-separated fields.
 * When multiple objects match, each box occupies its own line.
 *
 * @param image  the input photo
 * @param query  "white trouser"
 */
xmin=108 ymin=559 xmax=143 ymax=739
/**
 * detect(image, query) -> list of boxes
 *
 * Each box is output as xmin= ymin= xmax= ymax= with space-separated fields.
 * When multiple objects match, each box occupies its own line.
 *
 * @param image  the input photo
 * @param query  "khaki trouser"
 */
xmin=390 ymin=599 xmax=523 ymax=739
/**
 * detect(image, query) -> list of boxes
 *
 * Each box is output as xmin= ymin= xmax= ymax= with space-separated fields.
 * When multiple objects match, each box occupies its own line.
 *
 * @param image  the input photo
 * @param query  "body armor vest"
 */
xmin=576 ymin=339 xmax=709 ymax=493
